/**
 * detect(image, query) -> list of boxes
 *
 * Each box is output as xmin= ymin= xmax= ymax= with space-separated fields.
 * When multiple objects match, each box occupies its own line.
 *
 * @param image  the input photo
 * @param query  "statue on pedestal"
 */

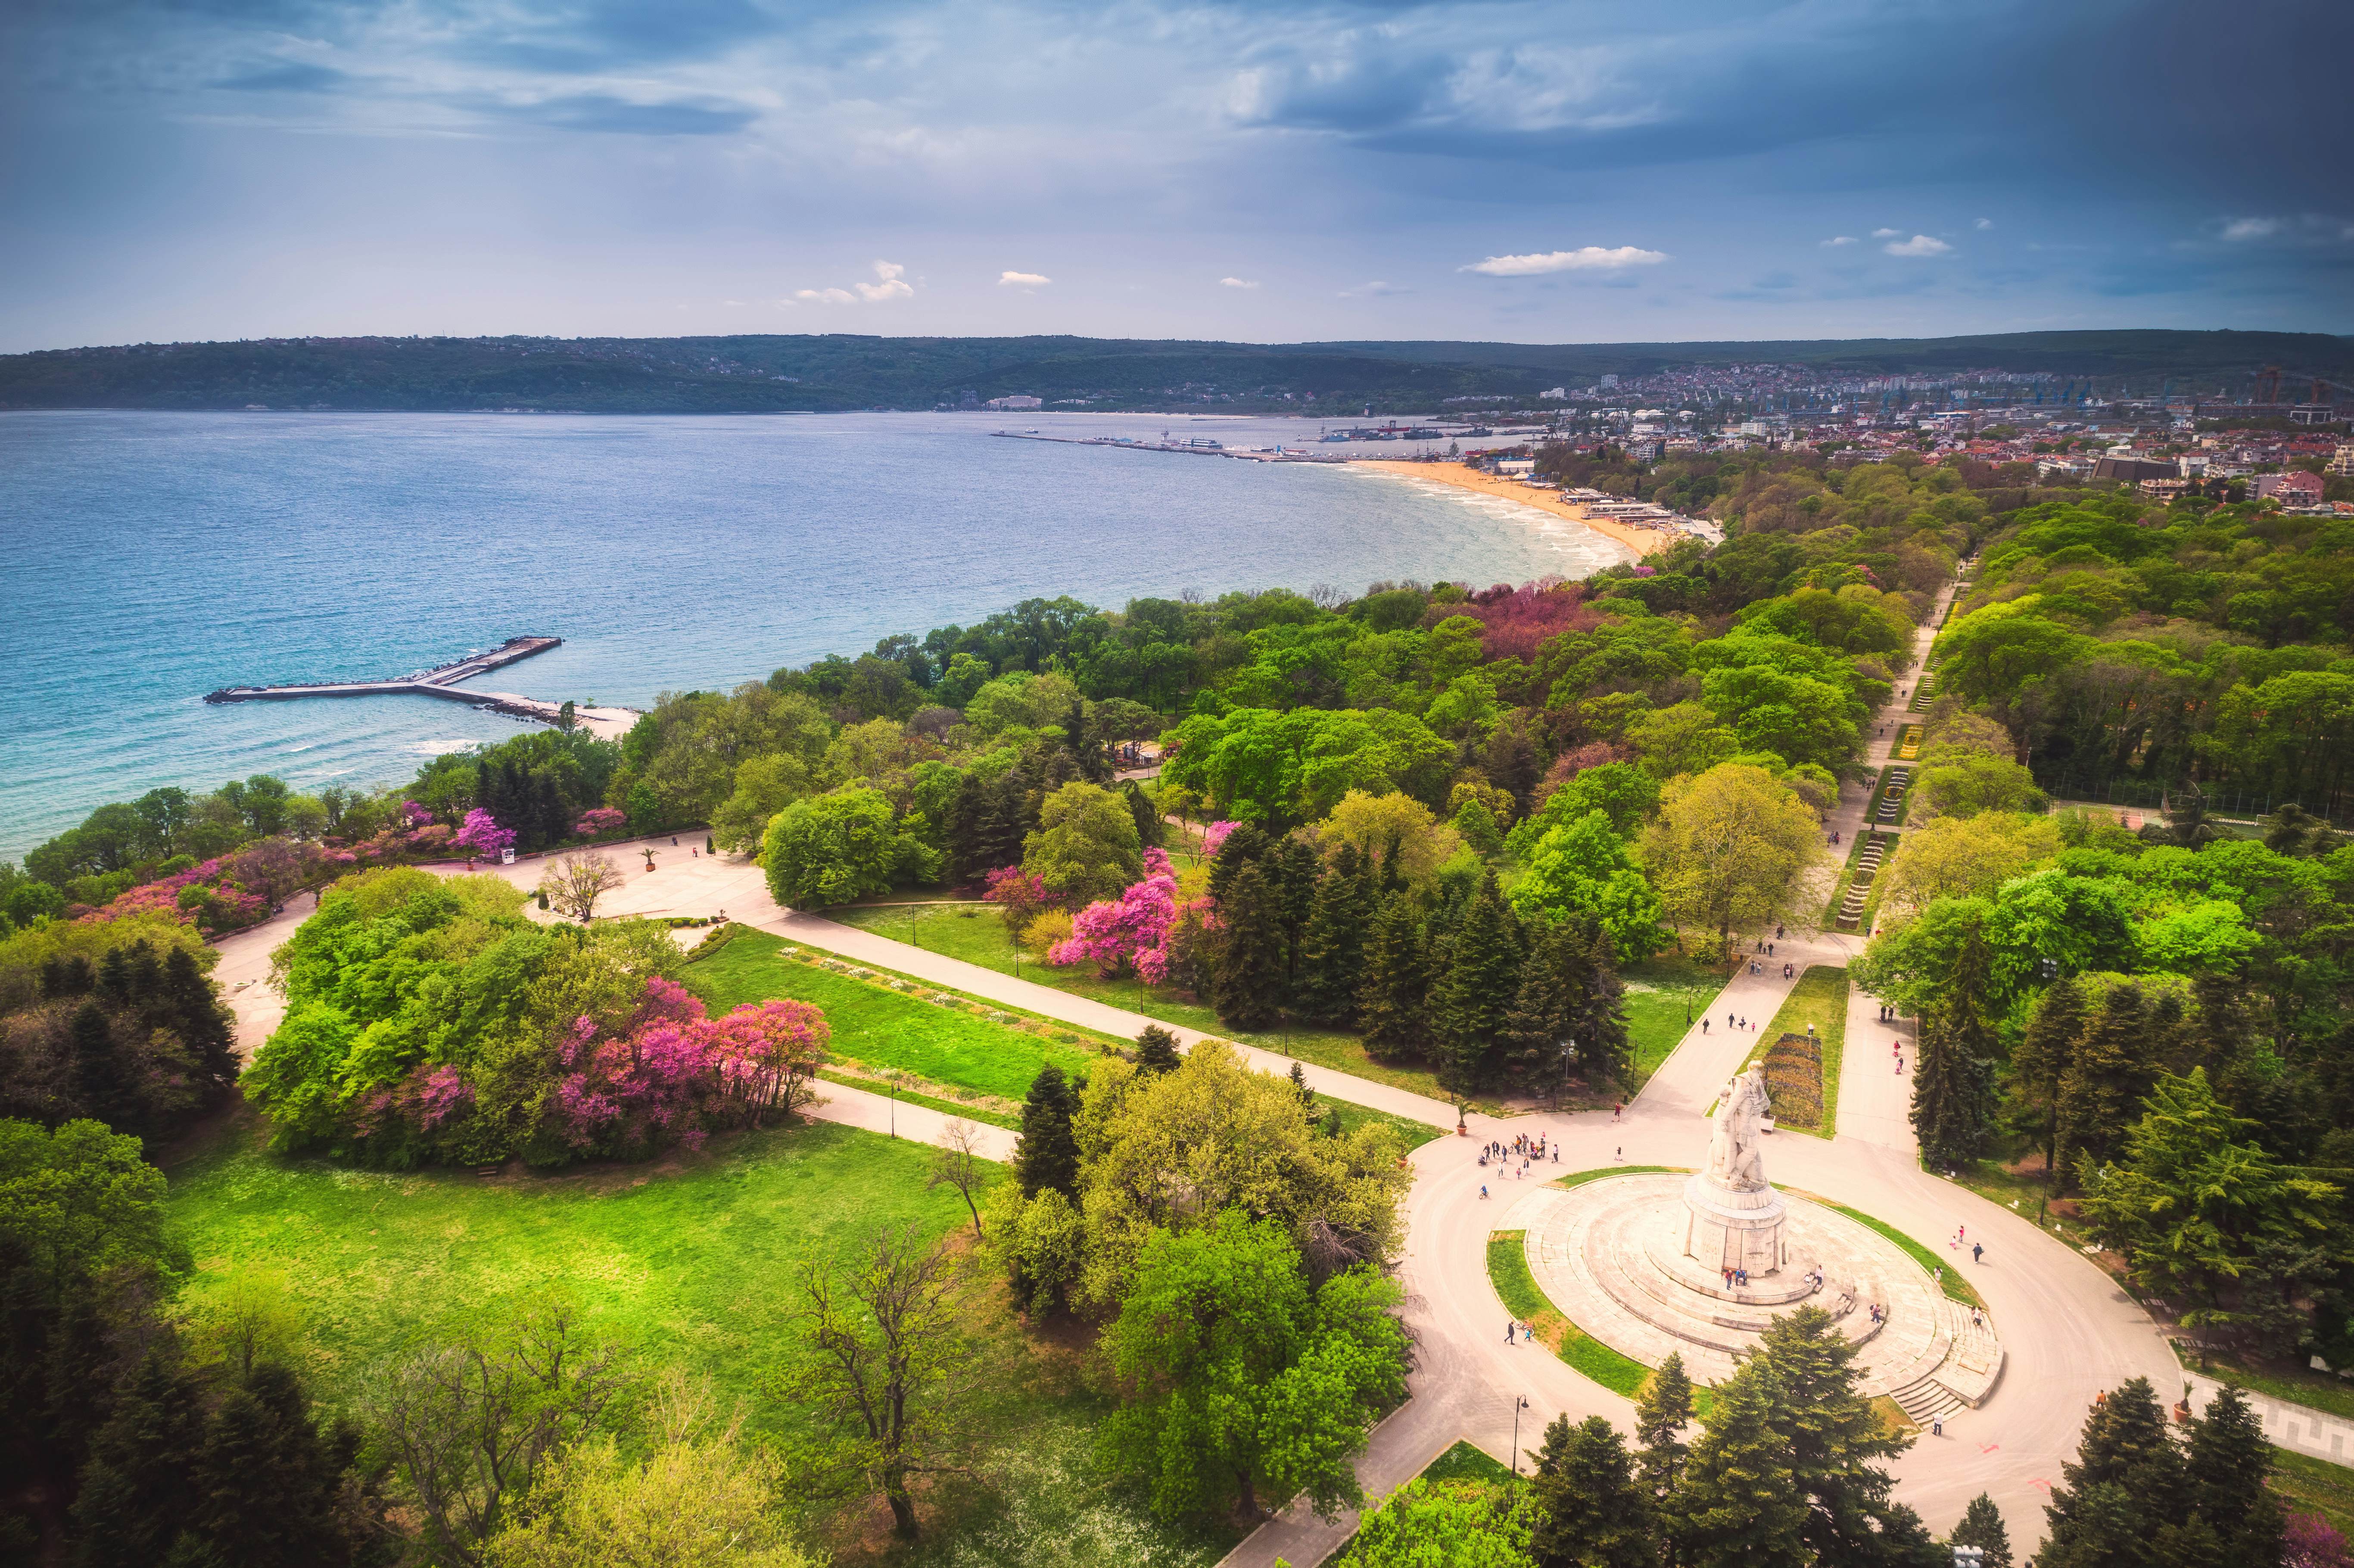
xmin=1706 ymin=1065 xmax=1771 ymax=1192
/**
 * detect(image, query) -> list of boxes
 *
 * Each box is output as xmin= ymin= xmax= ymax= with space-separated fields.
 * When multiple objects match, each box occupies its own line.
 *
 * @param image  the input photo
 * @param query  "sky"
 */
xmin=2 ymin=0 xmax=2350 ymax=353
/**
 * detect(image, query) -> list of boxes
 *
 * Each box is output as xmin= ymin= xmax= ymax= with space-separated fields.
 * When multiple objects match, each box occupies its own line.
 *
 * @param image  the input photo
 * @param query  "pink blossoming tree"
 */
xmin=454 ymin=808 xmax=517 ymax=862
xmin=1050 ymin=848 xmax=1180 ymax=979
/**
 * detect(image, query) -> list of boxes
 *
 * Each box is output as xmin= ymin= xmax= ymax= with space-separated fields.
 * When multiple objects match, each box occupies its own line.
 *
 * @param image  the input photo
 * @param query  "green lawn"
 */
xmin=1486 ymin=1230 xmax=1656 ymax=1400
xmin=2272 ymin=1446 xmax=2354 ymax=1536
xmin=163 ymin=1113 xmax=1236 ymax=1567
xmin=1622 ymin=953 xmax=1726 ymax=1093
xmin=825 ymin=905 xmax=1491 ymax=1113
xmin=1745 ymin=965 xmax=1847 ymax=1139
xmin=685 ymin=930 xmax=1105 ymax=1109
xmin=2192 ymin=1355 xmax=2354 ymax=1424
xmin=1421 ymin=1440 xmax=1518 ymax=1486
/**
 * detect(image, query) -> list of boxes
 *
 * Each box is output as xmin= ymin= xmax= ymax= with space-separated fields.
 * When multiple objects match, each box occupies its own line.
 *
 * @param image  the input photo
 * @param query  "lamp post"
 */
xmin=1510 ymin=1395 xmax=1531 ymax=1476
xmin=1559 ymin=1038 xmax=1575 ymax=1110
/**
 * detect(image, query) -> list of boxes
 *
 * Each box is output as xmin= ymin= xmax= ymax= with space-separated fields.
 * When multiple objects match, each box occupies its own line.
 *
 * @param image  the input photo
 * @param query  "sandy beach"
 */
xmin=1349 ymin=460 xmax=1672 ymax=559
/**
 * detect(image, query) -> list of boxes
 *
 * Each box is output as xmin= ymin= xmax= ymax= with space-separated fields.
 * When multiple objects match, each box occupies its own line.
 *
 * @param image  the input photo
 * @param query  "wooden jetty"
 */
xmin=203 ymin=636 xmax=575 ymax=726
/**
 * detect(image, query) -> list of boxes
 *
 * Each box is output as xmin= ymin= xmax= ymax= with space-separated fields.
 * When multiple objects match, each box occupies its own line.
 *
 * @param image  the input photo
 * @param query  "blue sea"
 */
xmin=0 ymin=410 xmax=1625 ymax=860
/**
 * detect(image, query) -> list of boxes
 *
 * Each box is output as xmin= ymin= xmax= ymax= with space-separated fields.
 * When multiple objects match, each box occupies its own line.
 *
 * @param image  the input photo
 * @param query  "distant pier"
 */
xmin=200 ymin=635 xmax=634 ymax=735
xmin=990 ymin=430 xmax=1345 ymax=463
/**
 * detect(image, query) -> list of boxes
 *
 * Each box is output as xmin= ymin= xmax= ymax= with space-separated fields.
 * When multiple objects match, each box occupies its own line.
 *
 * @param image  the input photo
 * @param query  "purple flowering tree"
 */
xmin=1050 ymin=848 xmax=1179 ymax=978
xmin=454 ymin=808 xmax=517 ymax=862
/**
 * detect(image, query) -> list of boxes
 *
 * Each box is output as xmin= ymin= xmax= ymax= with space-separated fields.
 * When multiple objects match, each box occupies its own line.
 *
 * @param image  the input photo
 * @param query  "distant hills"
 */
xmin=2 ymin=329 xmax=2348 ymax=414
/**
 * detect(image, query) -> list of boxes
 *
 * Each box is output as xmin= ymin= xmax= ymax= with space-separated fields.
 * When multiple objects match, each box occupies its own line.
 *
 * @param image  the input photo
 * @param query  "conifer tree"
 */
xmin=186 ymin=1363 xmax=369 ymax=1568
xmin=1573 ymin=928 xmax=1633 ymax=1087
xmin=1122 ymin=780 xmax=1164 ymax=849
xmin=1947 ymin=1493 xmax=2013 ymax=1568
xmin=1013 ymin=1066 xmax=1080 ymax=1198
xmin=2056 ymin=983 xmax=2151 ymax=1187
xmin=1428 ymin=875 xmax=1524 ymax=1090
xmin=2010 ymin=975 xmax=2085 ymax=1190
xmin=1751 ymin=1306 xmax=1909 ymax=1563
xmin=1529 ymin=1413 xmax=1656 ymax=1568
xmin=69 ymin=1347 xmax=206 ymax=1565
xmin=1634 ymin=1351 xmax=1695 ymax=1496
xmin=1134 ymin=1025 xmax=1181 ymax=1076
xmin=1295 ymin=845 xmax=1376 ymax=1025
xmin=2187 ymin=1384 xmax=2284 ymax=1568
xmin=1207 ymin=822 xmax=1271 ymax=905
xmin=1670 ymin=1358 xmax=1807 ymax=1568
xmin=2039 ymin=1376 xmax=2185 ymax=1568
xmin=165 ymin=945 xmax=239 ymax=1095
xmin=1913 ymin=916 xmax=1999 ymax=1168
xmin=68 ymin=999 xmax=133 ymax=1134
xmin=1211 ymin=861 xmax=1289 ymax=1030
xmin=1272 ymin=836 xmax=1323 ymax=980
xmin=1501 ymin=920 xmax=1589 ymax=1089
xmin=1356 ymin=894 xmax=1431 ymax=1061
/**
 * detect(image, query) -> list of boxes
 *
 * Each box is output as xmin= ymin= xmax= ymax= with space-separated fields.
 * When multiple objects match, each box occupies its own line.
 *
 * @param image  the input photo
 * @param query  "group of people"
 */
xmin=1720 ymin=1264 xmax=1753 ymax=1290
xmin=1476 ymin=1132 xmax=1557 ymax=1198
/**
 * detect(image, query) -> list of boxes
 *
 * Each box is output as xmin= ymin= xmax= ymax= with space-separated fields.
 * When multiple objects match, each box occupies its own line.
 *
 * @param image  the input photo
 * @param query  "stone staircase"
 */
xmin=1836 ymin=832 xmax=1892 ymax=931
xmin=1874 ymin=766 xmax=1912 ymax=826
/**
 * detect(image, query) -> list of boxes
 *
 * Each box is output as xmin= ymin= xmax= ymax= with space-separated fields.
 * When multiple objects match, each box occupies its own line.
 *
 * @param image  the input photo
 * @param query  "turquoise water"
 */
xmin=0 ymin=410 xmax=1624 ymax=859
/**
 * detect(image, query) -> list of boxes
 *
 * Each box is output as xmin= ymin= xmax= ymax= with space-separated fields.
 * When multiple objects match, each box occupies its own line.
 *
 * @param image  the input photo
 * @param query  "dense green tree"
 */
xmin=1669 ymin=1358 xmax=1806 ymax=1568
xmin=1122 ymin=780 xmax=1164 ymax=850
xmin=2009 ymin=975 xmax=2086 ymax=1189
xmin=69 ymin=1348 xmax=206 ymax=1567
xmin=1345 ymin=1480 xmax=1535 ymax=1568
xmin=1946 ymin=1492 xmax=2012 ymax=1568
xmin=1634 ymin=1352 xmax=1696 ymax=1496
xmin=1022 ymin=782 xmax=1143 ymax=904
xmin=1356 ymin=895 xmax=1432 ymax=1061
xmin=1211 ymin=861 xmax=1290 ymax=1031
xmin=65 ymin=1001 xmax=132 ymax=1136
xmin=1012 ymin=1066 xmax=1080 ymax=1199
xmin=2056 ymin=982 xmax=2153 ymax=1187
xmin=1912 ymin=912 xmax=2000 ymax=1168
xmin=1528 ymin=1414 xmax=1655 ymax=1568
xmin=2039 ymin=1378 xmax=2189 ymax=1568
xmin=1752 ymin=1306 xmax=1913 ymax=1565
xmin=1133 ymin=1025 xmax=1182 ymax=1076
xmin=1508 ymin=809 xmax=1666 ymax=963
xmin=1100 ymin=1211 xmax=1407 ymax=1524
xmin=1429 ymin=877 xmax=1524 ymax=1089
xmin=1295 ymin=846 xmax=1376 ymax=1025
xmin=2186 ymin=1385 xmax=2285 ymax=1568
xmin=762 ymin=787 xmax=928 ymax=908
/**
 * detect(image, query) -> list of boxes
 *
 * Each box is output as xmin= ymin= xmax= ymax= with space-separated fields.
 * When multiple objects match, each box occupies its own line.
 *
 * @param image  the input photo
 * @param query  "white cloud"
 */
xmin=997 ymin=270 xmax=1050 ymax=286
xmin=856 ymin=260 xmax=913 ymax=300
xmin=1871 ymin=227 xmax=1901 ymax=239
xmin=1219 ymin=276 xmax=1259 ymax=289
xmin=1461 ymin=246 xmax=1667 ymax=275
xmin=2221 ymin=217 xmax=2282 ymax=241
xmin=1883 ymin=233 xmax=1951 ymax=256
xmin=793 ymin=259 xmax=915 ymax=305
xmin=1974 ymin=217 xmax=1994 ymax=230
xmin=1339 ymin=280 xmax=1407 ymax=298
xmin=1821 ymin=235 xmax=1856 ymax=246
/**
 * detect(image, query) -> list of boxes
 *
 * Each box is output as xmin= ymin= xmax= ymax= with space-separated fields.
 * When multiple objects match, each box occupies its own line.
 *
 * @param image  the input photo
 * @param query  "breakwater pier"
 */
xmin=990 ymin=430 xmax=1344 ymax=462
xmin=201 ymin=636 xmax=635 ymax=739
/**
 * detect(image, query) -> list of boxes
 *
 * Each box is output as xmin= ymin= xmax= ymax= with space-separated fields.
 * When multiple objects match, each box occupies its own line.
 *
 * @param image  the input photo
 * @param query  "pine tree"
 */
xmin=1529 ymin=1413 xmax=1656 ymax=1568
xmin=68 ymin=998 xmax=134 ymax=1134
xmin=2011 ymin=976 xmax=2086 ymax=1190
xmin=1013 ymin=1067 xmax=1080 ymax=1198
xmin=185 ymin=1363 xmax=359 ymax=1568
xmin=1948 ymin=1492 xmax=2014 ymax=1568
xmin=1574 ymin=928 xmax=1633 ymax=1088
xmin=1914 ymin=918 xmax=1999 ymax=1168
xmin=1501 ymin=920 xmax=1588 ymax=1089
xmin=1752 ymin=1305 xmax=1909 ymax=1563
xmin=1211 ymin=861 xmax=1289 ymax=1030
xmin=1634 ymin=1351 xmax=1695 ymax=1496
xmin=2057 ymin=983 xmax=2151 ymax=1187
xmin=1272 ymin=836 xmax=1323 ymax=980
xmin=1287 ymin=1061 xmax=1314 ymax=1114
xmin=2186 ymin=1385 xmax=2284 ymax=1568
xmin=1670 ymin=1358 xmax=1808 ymax=1568
xmin=1206 ymin=822 xmax=1271 ymax=905
xmin=1134 ymin=1025 xmax=1181 ymax=1076
xmin=164 ymin=946 xmax=239 ymax=1097
xmin=69 ymin=1347 xmax=206 ymax=1566
xmin=1428 ymin=875 xmax=1524 ymax=1090
xmin=1356 ymin=894 xmax=1431 ymax=1061
xmin=1295 ymin=845 xmax=1376 ymax=1025
xmin=1122 ymin=781 xmax=1164 ymax=849
xmin=2039 ymin=1376 xmax=2186 ymax=1568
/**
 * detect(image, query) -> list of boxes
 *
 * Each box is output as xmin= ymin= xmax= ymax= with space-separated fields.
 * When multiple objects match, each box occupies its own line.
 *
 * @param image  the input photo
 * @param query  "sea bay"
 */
xmin=0 ymin=409 xmax=1624 ymax=859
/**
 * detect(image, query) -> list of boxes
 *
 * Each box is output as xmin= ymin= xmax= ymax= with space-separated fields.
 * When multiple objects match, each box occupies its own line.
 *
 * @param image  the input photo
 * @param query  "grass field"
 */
xmin=2272 ymin=1446 xmax=2354 ymax=1536
xmin=1745 ymin=965 xmax=1847 ymax=1139
xmin=1621 ymin=954 xmax=1725 ymax=1092
xmin=163 ymin=1111 xmax=1236 ymax=1567
xmin=685 ymin=930 xmax=1105 ymax=1108
xmin=1487 ymin=1229 xmax=1657 ymax=1401
xmin=825 ymin=905 xmax=1491 ymax=1113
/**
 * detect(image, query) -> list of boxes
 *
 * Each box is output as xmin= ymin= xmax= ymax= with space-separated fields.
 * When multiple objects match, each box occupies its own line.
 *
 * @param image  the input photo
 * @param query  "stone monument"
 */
xmin=1681 ymin=1064 xmax=1789 ymax=1276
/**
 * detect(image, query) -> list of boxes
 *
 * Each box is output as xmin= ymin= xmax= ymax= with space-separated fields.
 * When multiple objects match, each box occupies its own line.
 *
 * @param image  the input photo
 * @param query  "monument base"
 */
xmin=1681 ymin=1171 xmax=1788 ymax=1277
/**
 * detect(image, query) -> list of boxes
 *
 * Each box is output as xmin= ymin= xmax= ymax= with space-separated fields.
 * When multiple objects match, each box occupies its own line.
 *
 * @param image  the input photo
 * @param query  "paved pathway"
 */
xmin=805 ymin=1077 xmax=1019 ymax=1162
xmin=2190 ymin=1374 xmax=2354 ymax=1467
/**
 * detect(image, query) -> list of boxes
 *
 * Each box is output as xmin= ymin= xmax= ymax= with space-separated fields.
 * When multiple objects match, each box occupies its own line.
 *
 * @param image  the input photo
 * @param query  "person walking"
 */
xmin=1931 ymin=1414 xmax=1943 ymax=1437
xmin=1972 ymin=1242 xmax=1984 ymax=1264
xmin=1506 ymin=1319 xmax=1516 ymax=1344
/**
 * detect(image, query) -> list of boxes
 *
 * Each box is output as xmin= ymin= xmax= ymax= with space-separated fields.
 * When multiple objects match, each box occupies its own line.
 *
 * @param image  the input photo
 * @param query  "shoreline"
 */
xmin=1348 ymin=460 xmax=1672 ymax=559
